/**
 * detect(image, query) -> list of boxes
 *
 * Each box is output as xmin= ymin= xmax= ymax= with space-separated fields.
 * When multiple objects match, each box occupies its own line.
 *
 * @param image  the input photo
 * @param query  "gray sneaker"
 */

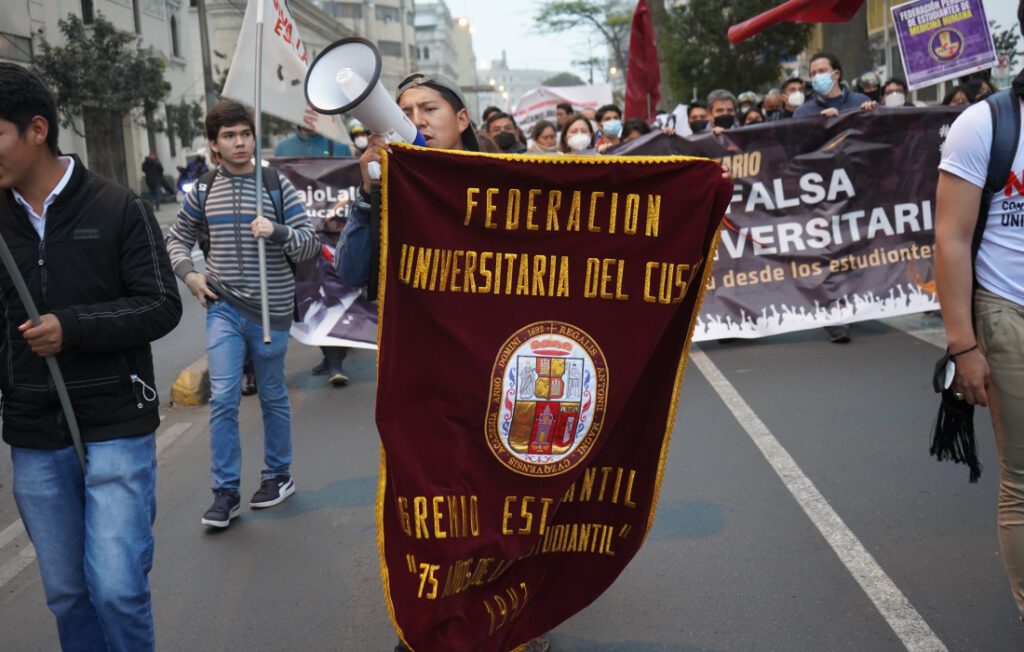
xmin=249 ymin=475 xmax=295 ymax=508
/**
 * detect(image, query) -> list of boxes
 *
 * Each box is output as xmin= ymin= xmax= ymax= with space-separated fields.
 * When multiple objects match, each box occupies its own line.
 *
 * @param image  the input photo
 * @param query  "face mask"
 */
xmin=494 ymin=132 xmax=518 ymax=151
xmin=787 ymin=90 xmax=805 ymax=107
xmin=353 ymin=135 xmax=369 ymax=150
xmin=688 ymin=119 xmax=708 ymax=133
xmin=864 ymin=89 xmax=880 ymax=102
xmin=884 ymin=92 xmax=906 ymax=107
xmin=713 ymin=114 xmax=735 ymax=129
xmin=601 ymin=119 xmax=622 ymax=137
xmin=567 ymin=133 xmax=591 ymax=151
xmin=812 ymin=72 xmax=835 ymax=96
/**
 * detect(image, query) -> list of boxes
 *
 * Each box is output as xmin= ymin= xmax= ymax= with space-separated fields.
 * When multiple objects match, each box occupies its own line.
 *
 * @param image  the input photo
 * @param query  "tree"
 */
xmin=166 ymin=99 xmax=205 ymax=151
xmin=534 ymin=1 xmax=633 ymax=81
xmin=661 ymin=0 xmax=814 ymax=102
xmin=991 ymin=20 xmax=1022 ymax=72
xmin=542 ymin=72 xmax=587 ymax=86
xmin=33 ymin=14 xmax=170 ymax=138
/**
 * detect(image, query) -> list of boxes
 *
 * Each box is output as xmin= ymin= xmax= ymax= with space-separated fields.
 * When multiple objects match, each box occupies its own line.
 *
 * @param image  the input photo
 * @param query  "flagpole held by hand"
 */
xmin=253 ymin=0 xmax=271 ymax=343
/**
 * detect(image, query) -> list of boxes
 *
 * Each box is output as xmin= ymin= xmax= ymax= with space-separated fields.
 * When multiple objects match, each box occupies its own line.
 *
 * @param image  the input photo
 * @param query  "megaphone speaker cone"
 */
xmin=305 ymin=37 xmax=382 ymax=115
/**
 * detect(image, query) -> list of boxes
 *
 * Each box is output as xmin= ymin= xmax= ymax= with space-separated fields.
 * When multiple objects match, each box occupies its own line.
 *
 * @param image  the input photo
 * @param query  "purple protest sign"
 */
xmin=892 ymin=0 xmax=997 ymax=89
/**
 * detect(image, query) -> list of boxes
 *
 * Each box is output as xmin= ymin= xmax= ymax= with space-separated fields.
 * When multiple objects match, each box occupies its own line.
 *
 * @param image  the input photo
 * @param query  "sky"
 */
xmin=450 ymin=0 xmax=1018 ymax=78
xmin=456 ymin=1 xmax=593 ymax=75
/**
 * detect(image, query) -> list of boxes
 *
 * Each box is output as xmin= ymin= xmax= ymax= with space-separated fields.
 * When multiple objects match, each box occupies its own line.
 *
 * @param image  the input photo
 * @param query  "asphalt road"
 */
xmin=0 ymin=249 xmax=1021 ymax=649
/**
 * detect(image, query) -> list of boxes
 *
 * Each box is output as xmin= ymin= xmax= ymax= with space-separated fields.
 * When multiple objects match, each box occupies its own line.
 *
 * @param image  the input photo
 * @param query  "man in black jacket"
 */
xmin=0 ymin=63 xmax=181 ymax=651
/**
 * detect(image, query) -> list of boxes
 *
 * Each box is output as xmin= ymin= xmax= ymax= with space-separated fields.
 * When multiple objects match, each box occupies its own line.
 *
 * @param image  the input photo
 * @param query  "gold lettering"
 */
xmin=537 ymin=497 xmax=553 ymax=534
xmin=567 ymin=191 xmax=582 ymax=231
xmin=469 ymin=496 xmax=480 ymax=536
xmin=505 ymin=189 xmax=521 ymax=229
xmin=607 ymin=193 xmax=619 ymax=233
xmin=516 ymin=254 xmax=530 ymax=295
xmin=646 ymin=194 xmax=661 ymax=237
xmin=412 ymin=248 xmax=432 ymax=289
xmin=598 ymin=466 xmax=613 ymax=501
xmin=464 ymin=251 xmax=477 ymax=292
xmin=612 ymin=467 xmax=623 ymax=503
xmin=450 ymin=250 xmax=464 ymax=292
xmin=478 ymin=252 xmax=493 ymax=293
xmin=545 ymin=190 xmax=562 ymax=231
xmin=588 ymin=191 xmax=604 ymax=232
xmin=518 ymin=496 xmax=534 ymax=535
xmin=557 ymin=257 xmax=570 ymax=297
xmin=432 ymin=496 xmax=446 ymax=539
xmin=465 ymin=187 xmax=480 ymax=226
xmin=398 ymin=244 xmax=413 ymax=284
xmin=414 ymin=496 xmax=429 ymax=539
xmin=525 ymin=189 xmax=541 ymax=231
xmin=485 ymin=188 xmax=499 ymax=229
xmin=397 ymin=497 xmax=411 ymax=536
xmin=579 ymin=467 xmax=597 ymax=501
xmin=624 ymin=194 xmax=640 ymax=234
xmin=624 ymin=470 xmax=637 ymax=508
xmin=532 ymin=255 xmax=546 ymax=296
xmin=502 ymin=496 xmax=515 ymax=535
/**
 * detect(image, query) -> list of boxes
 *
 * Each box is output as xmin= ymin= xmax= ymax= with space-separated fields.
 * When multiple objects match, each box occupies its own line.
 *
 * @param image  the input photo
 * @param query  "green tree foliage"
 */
xmin=662 ymin=0 xmax=814 ymax=101
xmin=542 ymin=72 xmax=587 ymax=86
xmin=534 ymin=1 xmax=632 ymax=79
xmin=990 ymin=20 xmax=1022 ymax=72
xmin=166 ymin=99 xmax=205 ymax=149
xmin=32 ymin=14 xmax=171 ymax=136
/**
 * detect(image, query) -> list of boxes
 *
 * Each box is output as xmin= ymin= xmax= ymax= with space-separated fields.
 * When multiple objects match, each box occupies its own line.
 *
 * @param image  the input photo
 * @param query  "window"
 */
xmin=0 ymin=33 xmax=32 ymax=63
xmin=170 ymin=16 xmax=180 ymax=57
xmin=422 ymin=46 xmax=429 ymax=60
xmin=378 ymin=40 xmax=402 ymax=57
xmin=82 ymin=0 xmax=94 ymax=23
xmin=409 ymin=44 xmax=416 ymax=60
xmin=376 ymin=5 xmax=400 ymax=22
xmin=406 ymin=10 xmax=414 ymax=26
xmin=321 ymin=2 xmax=362 ymax=19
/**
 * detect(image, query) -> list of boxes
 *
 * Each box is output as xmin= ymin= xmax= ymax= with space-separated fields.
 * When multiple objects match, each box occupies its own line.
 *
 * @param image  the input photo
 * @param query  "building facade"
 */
xmin=311 ymin=0 xmax=417 ymax=91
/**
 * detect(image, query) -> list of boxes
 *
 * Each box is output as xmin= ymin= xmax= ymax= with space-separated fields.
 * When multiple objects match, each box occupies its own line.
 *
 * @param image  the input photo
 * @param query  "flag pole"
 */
xmin=253 ymin=0 xmax=271 ymax=343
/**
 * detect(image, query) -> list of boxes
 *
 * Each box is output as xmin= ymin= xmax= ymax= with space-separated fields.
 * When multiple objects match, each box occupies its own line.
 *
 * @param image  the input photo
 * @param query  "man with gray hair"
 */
xmin=707 ymin=89 xmax=738 ymax=130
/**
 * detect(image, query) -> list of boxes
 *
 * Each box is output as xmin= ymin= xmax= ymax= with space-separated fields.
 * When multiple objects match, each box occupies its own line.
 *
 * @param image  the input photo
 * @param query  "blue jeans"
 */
xmin=206 ymin=300 xmax=292 ymax=492
xmin=11 ymin=433 xmax=157 ymax=652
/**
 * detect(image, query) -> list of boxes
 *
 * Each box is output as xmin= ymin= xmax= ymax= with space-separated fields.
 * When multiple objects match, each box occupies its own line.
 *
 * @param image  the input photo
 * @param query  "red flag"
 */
xmin=728 ymin=0 xmax=866 ymax=44
xmin=624 ymin=0 xmax=660 ymax=122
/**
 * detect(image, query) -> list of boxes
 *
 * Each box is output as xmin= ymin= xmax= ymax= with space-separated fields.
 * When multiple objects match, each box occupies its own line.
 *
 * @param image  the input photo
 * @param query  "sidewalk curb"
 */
xmin=171 ymin=355 xmax=209 ymax=406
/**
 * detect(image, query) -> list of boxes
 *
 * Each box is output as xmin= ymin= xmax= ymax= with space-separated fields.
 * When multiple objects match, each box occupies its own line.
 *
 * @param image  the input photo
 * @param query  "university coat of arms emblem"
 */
xmin=486 ymin=322 xmax=608 ymax=476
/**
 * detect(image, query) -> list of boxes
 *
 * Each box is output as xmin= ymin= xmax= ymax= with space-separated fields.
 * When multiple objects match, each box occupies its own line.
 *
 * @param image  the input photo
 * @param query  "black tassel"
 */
xmin=930 ymin=389 xmax=982 ymax=483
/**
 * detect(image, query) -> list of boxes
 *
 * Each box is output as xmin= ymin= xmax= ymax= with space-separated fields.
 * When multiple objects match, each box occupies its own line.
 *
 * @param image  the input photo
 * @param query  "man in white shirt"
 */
xmin=935 ymin=1 xmax=1024 ymax=620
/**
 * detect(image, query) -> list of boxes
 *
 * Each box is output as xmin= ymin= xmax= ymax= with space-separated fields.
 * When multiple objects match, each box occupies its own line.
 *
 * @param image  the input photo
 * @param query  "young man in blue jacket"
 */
xmin=0 ymin=62 xmax=182 ymax=651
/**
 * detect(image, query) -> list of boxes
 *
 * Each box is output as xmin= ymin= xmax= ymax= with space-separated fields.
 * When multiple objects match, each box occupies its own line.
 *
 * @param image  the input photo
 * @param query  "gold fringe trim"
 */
xmin=390 ymin=141 xmax=710 ymax=167
xmin=641 ymin=226 xmax=724 ymax=544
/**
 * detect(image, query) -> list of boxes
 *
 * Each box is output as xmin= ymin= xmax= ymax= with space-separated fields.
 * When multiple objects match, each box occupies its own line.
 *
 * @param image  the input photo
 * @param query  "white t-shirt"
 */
xmin=939 ymin=98 xmax=1024 ymax=306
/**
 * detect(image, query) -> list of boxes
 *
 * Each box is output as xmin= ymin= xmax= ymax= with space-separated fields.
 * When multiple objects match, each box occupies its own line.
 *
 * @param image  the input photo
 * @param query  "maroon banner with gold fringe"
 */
xmin=375 ymin=144 xmax=731 ymax=651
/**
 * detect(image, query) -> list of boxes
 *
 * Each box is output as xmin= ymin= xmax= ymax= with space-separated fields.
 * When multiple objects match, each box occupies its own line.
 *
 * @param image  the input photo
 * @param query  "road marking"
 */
xmin=0 ymin=421 xmax=194 ymax=591
xmin=690 ymin=349 xmax=948 ymax=652
xmin=155 ymin=421 xmax=193 ymax=457
xmin=0 ymin=547 xmax=36 ymax=588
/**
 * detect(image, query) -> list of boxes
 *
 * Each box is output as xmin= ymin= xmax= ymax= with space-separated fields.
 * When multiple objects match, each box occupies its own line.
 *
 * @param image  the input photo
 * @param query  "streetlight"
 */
xmin=457 ymin=17 xmax=469 ymax=27
xmin=609 ymin=66 xmax=618 ymax=76
xmin=489 ymin=78 xmax=496 ymax=87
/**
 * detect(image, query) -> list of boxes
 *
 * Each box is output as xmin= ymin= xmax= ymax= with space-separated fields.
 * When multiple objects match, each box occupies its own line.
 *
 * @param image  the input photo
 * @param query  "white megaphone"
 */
xmin=305 ymin=38 xmax=425 ymax=178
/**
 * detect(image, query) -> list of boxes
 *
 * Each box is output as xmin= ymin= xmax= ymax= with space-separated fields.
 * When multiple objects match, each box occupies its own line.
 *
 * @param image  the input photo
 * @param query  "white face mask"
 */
xmin=567 ymin=133 xmax=591 ymax=151
xmin=354 ymin=135 xmax=369 ymax=150
xmin=884 ymin=92 xmax=906 ymax=107
xmin=787 ymin=90 xmax=805 ymax=108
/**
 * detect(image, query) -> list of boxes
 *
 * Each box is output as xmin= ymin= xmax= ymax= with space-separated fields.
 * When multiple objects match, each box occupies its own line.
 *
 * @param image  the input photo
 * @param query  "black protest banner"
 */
xmin=270 ymin=156 xmax=378 ymax=348
xmin=613 ymin=107 xmax=962 ymax=340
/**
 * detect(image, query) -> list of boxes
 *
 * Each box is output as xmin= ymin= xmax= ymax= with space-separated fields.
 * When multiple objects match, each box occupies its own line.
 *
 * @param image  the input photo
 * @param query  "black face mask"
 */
xmin=688 ymin=119 xmax=708 ymax=133
xmin=494 ymin=132 xmax=517 ymax=151
xmin=864 ymin=89 xmax=880 ymax=102
xmin=713 ymin=114 xmax=735 ymax=129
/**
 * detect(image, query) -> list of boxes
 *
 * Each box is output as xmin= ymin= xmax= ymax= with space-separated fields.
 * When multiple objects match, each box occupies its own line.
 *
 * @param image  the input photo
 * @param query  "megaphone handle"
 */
xmin=367 ymin=161 xmax=382 ymax=180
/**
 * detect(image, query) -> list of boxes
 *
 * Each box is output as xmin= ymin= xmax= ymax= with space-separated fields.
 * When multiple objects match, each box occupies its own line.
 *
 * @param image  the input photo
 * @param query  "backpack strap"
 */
xmin=973 ymin=89 xmax=1021 ymax=261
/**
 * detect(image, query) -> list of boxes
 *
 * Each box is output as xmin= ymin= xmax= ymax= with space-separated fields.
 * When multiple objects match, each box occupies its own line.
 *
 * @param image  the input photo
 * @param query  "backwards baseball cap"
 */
xmin=396 ymin=72 xmax=480 ymax=151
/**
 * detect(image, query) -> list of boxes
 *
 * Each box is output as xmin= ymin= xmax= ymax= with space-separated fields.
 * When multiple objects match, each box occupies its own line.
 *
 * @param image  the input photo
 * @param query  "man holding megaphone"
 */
xmin=335 ymin=72 xmax=480 ymax=295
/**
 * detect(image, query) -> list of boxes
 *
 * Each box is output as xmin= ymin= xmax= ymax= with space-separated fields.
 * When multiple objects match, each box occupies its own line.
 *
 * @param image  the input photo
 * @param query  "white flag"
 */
xmin=223 ymin=0 xmax=347 ymax=142
xmin=511 ymin=84 xmax=613 ymax=138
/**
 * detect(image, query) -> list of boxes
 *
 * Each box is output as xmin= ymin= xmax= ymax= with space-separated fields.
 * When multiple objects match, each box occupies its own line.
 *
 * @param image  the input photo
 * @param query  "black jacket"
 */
xmin=0 ymin=156 xmax=182 ymax=449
